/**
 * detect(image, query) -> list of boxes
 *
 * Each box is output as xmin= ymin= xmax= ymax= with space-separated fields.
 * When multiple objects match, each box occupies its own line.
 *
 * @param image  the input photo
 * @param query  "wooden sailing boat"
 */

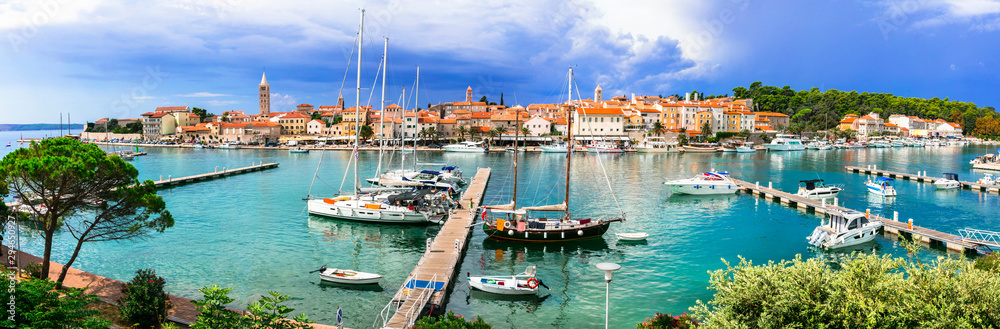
xmin=481 ymin=68 xmax=624 ymax=242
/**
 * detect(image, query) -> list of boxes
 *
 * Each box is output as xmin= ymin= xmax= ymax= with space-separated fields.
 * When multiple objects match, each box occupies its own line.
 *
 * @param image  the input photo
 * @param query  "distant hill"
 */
xmin=0 ymin=124 xmax=85 ymax=132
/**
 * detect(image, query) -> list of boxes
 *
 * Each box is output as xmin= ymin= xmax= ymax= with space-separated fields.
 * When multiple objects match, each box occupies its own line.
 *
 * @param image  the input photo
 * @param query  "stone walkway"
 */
xmin=15 ymin=250 xmax=340 ymax=329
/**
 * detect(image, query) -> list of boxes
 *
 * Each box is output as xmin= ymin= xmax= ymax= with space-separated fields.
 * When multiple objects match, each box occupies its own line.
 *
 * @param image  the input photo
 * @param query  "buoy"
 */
xmin=527 ymin=278 xmax=539 ymax=289
xmin=577 ymin=230 xmax=583 ymax=236
xmin=508 ymin=230 xmax=514 ymax=235
xmin=561 ymin=232 xmax=565 ymax=239
xmin=543 ymin=232 xmax=548 ymax=239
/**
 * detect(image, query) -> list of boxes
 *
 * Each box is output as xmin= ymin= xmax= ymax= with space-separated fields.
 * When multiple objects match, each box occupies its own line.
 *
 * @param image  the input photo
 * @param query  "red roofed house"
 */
xmin=306 ymin=119 xmax=326 ymax=135
xmin=141 ymin=107 xmax=198 ymax=139
xmin=524 ymin=116 xmax=551 ymax=136
xmin=573 ymin=108 xmax=625 ymax=137
xmin=754 ymin=112 xmax=790 ymax=132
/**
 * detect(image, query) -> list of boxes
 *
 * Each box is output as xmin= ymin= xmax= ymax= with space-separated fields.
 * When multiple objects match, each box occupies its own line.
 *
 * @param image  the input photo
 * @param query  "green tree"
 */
xmin=192 ymin=107 xmax=213 ymax=122
xmin=360 ymin=125 xmax=374 ymax=141
xmin=119 ymin=268 xmax=172 ymax=328
xmin=521 ymin=127 xmax=530 ymax=136
xmin=332 ymin=116 xmax=344 ymax=125
xmin=412 ymin=311 xmax=492 ymax=329
xmin=737 ymin=129 xmax=750 ymax=139
xmin=457 ymin=125 xmax=469 ymax=141
xmin=651 ymin=121 xmax=665 ymax=136
xmin=0 ymin=274 xmax=111 ymax=328
xmin=499 ymin=93 xmax=504 ymax=106
xmin=479 ymin=96 xmax=488 ymax=103
xmin=310 ymin=111 xmax=322 ymax=121
xmin=426 ymin=127 xmax=439 ymax=142
xmin=700 ymin=122 xmax=712 ymax=140
xmin=191 ymin=285 xmax=312 ymax=329
xmin=0 ymin=138 xmax=172 ymax=286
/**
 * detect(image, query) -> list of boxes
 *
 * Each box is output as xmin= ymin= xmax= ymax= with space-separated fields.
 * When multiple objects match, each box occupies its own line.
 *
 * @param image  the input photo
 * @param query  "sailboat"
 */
xmin=306 ymin=10 xmax=454 ymax=224
xmin=481 ymin=68 xmax=624 ymax=242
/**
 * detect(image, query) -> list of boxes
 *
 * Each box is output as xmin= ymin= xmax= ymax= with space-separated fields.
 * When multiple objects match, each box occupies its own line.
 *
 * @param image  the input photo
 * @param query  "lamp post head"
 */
xmin=596 ymin=262 xmax=621 ymax=282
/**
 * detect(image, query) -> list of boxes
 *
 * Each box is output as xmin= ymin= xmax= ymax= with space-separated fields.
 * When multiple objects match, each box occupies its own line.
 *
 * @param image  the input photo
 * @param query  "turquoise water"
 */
xmin=3 ymin=130 xmax=999 ymax=328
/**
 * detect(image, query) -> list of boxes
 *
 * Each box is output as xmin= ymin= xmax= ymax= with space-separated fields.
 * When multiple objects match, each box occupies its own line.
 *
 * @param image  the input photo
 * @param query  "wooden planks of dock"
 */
xmin=732 ymin=178 xmax=982 ymax=254
xmin=379 ymin=168 xmax=491 ymax=329
xmin=844 ymin=165 xmax=1000 ymax=193
xmin=152 ymin=162 xmax=279 ymax=188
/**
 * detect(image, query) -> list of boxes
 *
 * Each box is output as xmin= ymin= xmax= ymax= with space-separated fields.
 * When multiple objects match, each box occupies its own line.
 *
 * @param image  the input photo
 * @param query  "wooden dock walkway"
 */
xmin=375 ymin=168 xmax=491 ymax=329
xmin=844 ymin=165 xmax=1000 ymax=193
xmin=732 ymin=178 xmax=983 ymax=254
xmin=153 ymin=162 xmax=279 ymax=188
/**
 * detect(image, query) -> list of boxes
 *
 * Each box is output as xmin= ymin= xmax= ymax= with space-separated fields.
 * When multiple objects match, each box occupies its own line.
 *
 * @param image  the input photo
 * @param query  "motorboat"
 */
xmin=978 ymin=173 xmax=997 ymax=186
xmin=290 ymin=147 xmax=310 ymax=153
xmin=307 ymin=189 xmax=454 ymax=224
xmin=584 ymin=141 xmax=623 ymax=153
xmin=366 ymin=167 xmax=464 ymax=193
xmin=806 ymin=209 xmax=882 ymax=249
xmin=616 ymin=232 xmax=649 ymax=241
xmin=796 ymin=179 xmax=843 ymax=199
xmin=218 ymin=142 xmax=240 ymax=149
xmin=934 ymin=173 xmax=961 ymax=189
xmin=736 ymin=142 xmax=756 ymax=153
xmin=314 ymin=266 xmax=382 ymax=285
xmin=682 ymin=144 xmax=719 ymax=153
xmin=764 ymin=134 xmax=806 ymax=151
xmin=634 ymin=137 xmax=679 ymax=153
xmin=467 ymin=265 xmax=546 ymax=295
xmin=540 ymin=143 xmax=569 ymax=153
xmin=664 ymin=172 xmax=739 ymax=195
xmin=807 ymin=141 xmax=832 ymax=150
xmin=865 ymin=177 xmax=897 ymax=196
xmin=444 ymin=141 xmax=489 ymax=153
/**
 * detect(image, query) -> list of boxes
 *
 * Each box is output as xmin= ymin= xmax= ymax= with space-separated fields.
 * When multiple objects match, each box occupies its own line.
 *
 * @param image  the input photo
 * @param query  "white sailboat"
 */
xmin=306 ymin=11 xmax=452 ymax=224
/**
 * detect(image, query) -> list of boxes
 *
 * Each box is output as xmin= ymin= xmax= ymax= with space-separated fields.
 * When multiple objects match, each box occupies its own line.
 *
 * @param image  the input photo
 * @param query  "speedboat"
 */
xmin=764 ymin=134 xmax=806 ymax=151
xmin=443 ymin=141 xmax=489 ymax=153
xmin=468 ymin=265 xmax=546 ymax=295
xmin=634 ymin=137 xmax=679 ymax=153
xmin=806 ymin=209 xmax=882 ymax=249
xmin=540 ymin=143 xmax=569 ymax=153
xmin=865 ymin=177 xmax=897 ymax=196
xmin=314 ymin=266 xmax=382 ymax=285
xmin=584 ymin=141 xmax=623 ymax=153
xmin=796 ymin=179 xmax=843 ymax=199
xmin=290 ymin=147 xmax=310 ymax=153
xmin=934 ymin=173 xmax=961 ymax=190
xmin=978 ymin=173 xmax=997 ymax=186
xmin=218 ymin=142 xmax=240 ymax=149
xmin=664 ymin=172 xmax=739 ymax=195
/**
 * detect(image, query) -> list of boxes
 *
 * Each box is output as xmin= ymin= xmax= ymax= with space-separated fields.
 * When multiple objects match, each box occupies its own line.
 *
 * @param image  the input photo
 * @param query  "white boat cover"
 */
xmin=519 ymin=203 xmax=567 ymax=212
xmin=483 ymin=202 xmax=515 ymax=210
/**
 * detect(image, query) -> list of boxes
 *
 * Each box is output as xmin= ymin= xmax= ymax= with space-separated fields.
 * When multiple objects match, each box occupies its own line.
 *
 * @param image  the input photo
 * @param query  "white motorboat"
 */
xmin=764 ymin=134 xmax=806 ymax=151
xmin=796 ymin=179 xmax=843 ymax=199
xmin=467 ymin=266 xmax=546 ymax=295
xmin=289 ymin=147 xmax=310 ymax=153
xmin=806 ymin=209 xmax=882 ymax=249
xmin=616 ymin=232 xmax=649 ymax=241
xmin=444 ymin=141 xmax=489 ymax=153
xmin=584 ymin=141 xmax=623 ymax=153
xmin=634 ymin=137 xmax=679 ymax=153
xmin=314 ymin=266 xmax=383 ymax=285
xmin=736 ymin=142 xmax=756 ymax=153
xmin=664 ymin=172 xmax=739 ymax=195
xmin=865 ymin=177 xmax=897 ymax=196
xmin=218 ymin=142 xmax=240 ymax=149
xmin=934 ymin=173 xmax=961 ymax=190
xmin=307 ymin=190 xmax=452 ymax=224
xmin=978 ymin=173 xmax=997 ymax=186
xmin=540 ymin=143 xmax=569 ymax=153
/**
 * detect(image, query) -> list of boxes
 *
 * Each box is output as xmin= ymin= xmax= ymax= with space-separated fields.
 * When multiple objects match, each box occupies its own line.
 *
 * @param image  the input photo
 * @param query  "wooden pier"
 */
xmin=844 ymin=165 xmax=1000 ymax=193
xmin=732 ymin=178 xmax=983 ymax=254
xmin=376 ymin=168 xmax=491 ymax=329
xmin=153 ymin=162 xmax=279 ymax=188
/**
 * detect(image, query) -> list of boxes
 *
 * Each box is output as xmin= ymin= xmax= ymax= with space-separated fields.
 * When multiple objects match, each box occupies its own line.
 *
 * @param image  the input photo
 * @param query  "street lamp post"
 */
xmin=596 ymin=262 xmax=621 ymax=329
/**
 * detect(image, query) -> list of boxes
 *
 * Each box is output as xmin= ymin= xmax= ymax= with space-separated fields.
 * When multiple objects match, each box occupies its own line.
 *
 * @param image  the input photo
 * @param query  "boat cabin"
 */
xmin=800 ymin=179 xmax=825 ymax=190
xmin=827 ymin=210 xmax=870 ymax=232
xmin=942 ymin=173 xmax=959 ymax=181
xmin=874 ymin=177 xmax=894 ymax=186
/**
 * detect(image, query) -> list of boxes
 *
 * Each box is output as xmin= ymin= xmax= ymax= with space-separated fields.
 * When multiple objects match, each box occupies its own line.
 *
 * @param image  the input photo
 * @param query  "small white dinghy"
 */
xmin=467 ymin=265 xmax=547 ymax=296
xmin=616 ymin=233 xmax=649 ymax=241
xmin=313 ymin=266 xmax=383 ymax=285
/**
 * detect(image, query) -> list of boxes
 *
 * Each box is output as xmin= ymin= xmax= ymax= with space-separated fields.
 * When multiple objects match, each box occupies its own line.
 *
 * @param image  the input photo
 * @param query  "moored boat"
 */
xmin=806 ymin=209 xmax=882 ymax=249
xmin=444 ymin=141 xmax=489 ymax=153
xmin=616 ymin=232 xmax=649 ymax=241
xmin=584 ymin=141 xmax=623 ymax=153
xmin=934 ymin=173 xmax=960 ymax=189
xmin=315 ymin=266 xmax=383 ymax=285
xmin=634 ymin=137 xmax=679 ymax=153
xmin=796 ymin=179 xmax=843 ymax=199
xmin=664 ymin=172 xmax=739 ymax=195
xmin=764 ymin=134 xmax=806 ymax=151
xmin=865 ymin=177 xmax=897 ymax=196
xmin=467 ymin=265 xmax=546 ymax=295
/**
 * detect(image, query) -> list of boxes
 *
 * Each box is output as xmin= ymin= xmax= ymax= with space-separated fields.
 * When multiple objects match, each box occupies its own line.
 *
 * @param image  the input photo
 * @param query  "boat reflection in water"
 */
xmin=314 ymin=280 xmax=385 ymax=292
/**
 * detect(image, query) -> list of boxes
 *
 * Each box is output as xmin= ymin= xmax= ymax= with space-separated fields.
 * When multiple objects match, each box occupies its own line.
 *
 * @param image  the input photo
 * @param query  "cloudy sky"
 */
xmin=1 ymin=0 xmax=998 ymax=124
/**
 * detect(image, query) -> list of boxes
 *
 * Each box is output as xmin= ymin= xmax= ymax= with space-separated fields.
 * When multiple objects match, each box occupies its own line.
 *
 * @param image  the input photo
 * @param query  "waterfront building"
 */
xmin=855 ymin=113 xmax=883 ymax=136
xmin=695 ymin=110 xmax=713 ymax=131
xmin=437 ymin=118 xmax=458 ymax=139
xmin=838 ymin=114 xmax=858 ymax=131
xmin=524 ymin=116 xmax=551 ymax=136
xmin=269 ymin=112 xmax=310 ymax=135
xmin=573 ymin=107 xmax=625 ymax=137
xmin=296 ymin=103 xmax=315 ymax=112
xmin=306 ymin=119 xmax=325 ymax=135
xmin=754 ymin=112 xmax=791 ymax=131
xmin=342 ymin=106 xmax=372 ymax=126
xmin=656 ymin=103 xmax=682 ymax=130
xmin=141 ymin=107 xmax=196 ymax=139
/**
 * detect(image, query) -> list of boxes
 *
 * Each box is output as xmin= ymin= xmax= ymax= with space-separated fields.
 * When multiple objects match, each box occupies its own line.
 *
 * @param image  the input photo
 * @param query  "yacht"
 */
xmin=664 ymin=172 xmax=739 ymax=195
xmin=764 ymin=134 xmax=806 ymax=151
xmin=865 ymin=177 xmax=897 ymax=196
xmin=806 ymin=209 xmax=882 ymax=249
xmin=443 ymin=141 xmax=489 ymax=153
xmin=307 ymin=190 xmax=452 ymax=224
xmin=795 ymin=179 xmax=843 ymax=199
xmin=934 ymin=173 xmax=961 ymax=190
xmin=584 ymin=141 xmax=623 ymax=153
xmin=634 ymin=137 xmax=679 ymax=153
xmin=540 ymin=142 xmax=569 ymax=153
xmin=978 ymin=173 xmax=996 ymax=186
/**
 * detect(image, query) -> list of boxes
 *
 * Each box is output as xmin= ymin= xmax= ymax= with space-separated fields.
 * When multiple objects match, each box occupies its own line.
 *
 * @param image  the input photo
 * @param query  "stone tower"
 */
xmin=259 ymin=71 xmax=270 ymax=118
xmin=337 ymin=94 xmax=345 ymax=109
xmin=466 ymin=86 xmax=473 ymax=103
xmin=595 ymin=85 xmax=603 ymax=102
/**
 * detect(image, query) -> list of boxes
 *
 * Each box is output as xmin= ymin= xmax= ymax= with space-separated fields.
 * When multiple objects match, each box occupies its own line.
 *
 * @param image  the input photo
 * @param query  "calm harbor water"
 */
xmin=3 ymin=130 xmax=999 ymax=328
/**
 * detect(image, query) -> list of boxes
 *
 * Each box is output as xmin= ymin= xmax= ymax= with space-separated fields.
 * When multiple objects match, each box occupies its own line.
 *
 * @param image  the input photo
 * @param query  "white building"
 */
xmin=306 ymin=119 xmax=325 ymax=135
xmin=524 ymin=116 xmax=551 ymax=136
xmin=573 ymin=108 xmax=625 ymax=136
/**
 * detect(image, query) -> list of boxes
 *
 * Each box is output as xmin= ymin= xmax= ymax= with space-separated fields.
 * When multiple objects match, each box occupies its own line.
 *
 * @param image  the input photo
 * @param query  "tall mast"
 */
xmin=564 ymin=67 xmax=573 ymax=219
xmin=354 ymin=9 xmax=364 ymax=195
xmin=513 ymin=112 xmax=519 ymax=209
xmin=401 ymin=87 xmax=406 ymax=170
xmin=376 ymin=36 xmax=387 ymax=178
xmin=413 ymin=66 xmax=420 ymax=171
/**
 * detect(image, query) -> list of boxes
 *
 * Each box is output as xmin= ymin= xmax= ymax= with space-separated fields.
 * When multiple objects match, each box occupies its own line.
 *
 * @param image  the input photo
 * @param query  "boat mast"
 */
xmin=354 ymin=9 xmax=364 ymax=195
xmin=513 ymin=110 xmax=519 ymax=210
xmin=401 ymin=87 xmax=406 ymax=170
xmin=413 ymin=66 xmax=420 ymax=171
xmin=375 ymin=36 xmax=387 ymax=179
xmin=564 ymin=67 xmax=573 ymax=219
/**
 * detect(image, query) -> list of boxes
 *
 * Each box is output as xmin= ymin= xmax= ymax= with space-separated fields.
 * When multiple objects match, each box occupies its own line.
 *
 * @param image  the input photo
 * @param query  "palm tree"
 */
xmin=651 ymin=121 xmax=665 ymax=136
xmin=700 ymin=122 xmax=712 ymax=140
xmin=521 ymin=127 xmax=530 ymax=136
xmin=457 ymin=125 xmax=468 ymax=141
xmin=492 ymin=126 xmax=506 ymax=146
xmin=426 ymin=127 xmax=438 ymax=143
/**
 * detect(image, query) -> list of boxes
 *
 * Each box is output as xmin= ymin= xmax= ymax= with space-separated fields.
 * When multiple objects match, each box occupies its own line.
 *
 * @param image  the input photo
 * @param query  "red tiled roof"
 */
xmin=755 ymin=112 xmax=789 ymax=118
xmin=155 ymin=106 xmax=188 ymax=112
xmin=576 ymin=108 xmax=624 ymax=115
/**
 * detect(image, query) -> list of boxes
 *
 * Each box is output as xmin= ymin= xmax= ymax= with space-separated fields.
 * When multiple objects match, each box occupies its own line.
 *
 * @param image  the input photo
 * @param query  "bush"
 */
xmin=974 ymin=252 xmax=1000 ymax=273
xmin=24 ymin=262 xmax=44 ymax=278
xmin=191 ymin=285 xmax=312 ymax=329
xmin=637 ymin=312 xmax=698 ymax=329
xmin=691 ymin=253 xmax=1000 ymax=328
xmin=714 ymin=132 xmax=737 ymax=140
xmin=118 ymin=268 xmax=172 ymax=328
xmin=0 ymin=272 xmax=111 ymax=328
xmin=412 ymin=311 xmax=492 ymax=329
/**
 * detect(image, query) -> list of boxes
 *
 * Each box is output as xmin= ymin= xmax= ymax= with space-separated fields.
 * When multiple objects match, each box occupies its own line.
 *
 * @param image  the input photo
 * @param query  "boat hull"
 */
xmin=443 ymin=146 xmax=488 ymax=153
xmin=735 ymin=147 xmax=755 ymax=153
xmin=540 ymin=146 xmax=568 ymax=153
xmin=667 ymin=183 xmax=739 ymax=195
xmin=468 ymin=278 xmax=537 ymax=295
xmin=306 ymin=199 xmax=436 ymax=224
xmin=634 ymin=147 xmax=678 ymax=153
xmin=318 ymin=269 xmax=382 ymax=285
xmin=585 ymin=146 xmax=623 ymax=153
xmin=482 ymin=220 xmax=615 ymax=242
xmin=764 ymin=144 xmax=805 ymax=151
xmin=934 ymin=181 xmax=960 ymax=189
xmin=682 ymin=146 xmax=718 ymax=153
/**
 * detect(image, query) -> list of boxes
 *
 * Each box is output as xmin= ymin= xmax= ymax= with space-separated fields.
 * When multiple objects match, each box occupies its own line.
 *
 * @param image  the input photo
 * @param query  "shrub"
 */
xmin=0 ymin=272 xmax=111 ymax=328
xmin=974 ymin=252 xmax=1000 ymax=273
xmin=412 ymin=311 xmax=492 ymax=329
xmin=118 ymin=268 xmax=172 ymax=328
xmin=691 ymin=253 xmax=1000 ymax=328
xmin=191 ymin=285 xmax=312 ymax=329
xmin=637 ymin=313 xmax=699 ymax=329
xmin=24 ymin=262 xmax=44 ymax=278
